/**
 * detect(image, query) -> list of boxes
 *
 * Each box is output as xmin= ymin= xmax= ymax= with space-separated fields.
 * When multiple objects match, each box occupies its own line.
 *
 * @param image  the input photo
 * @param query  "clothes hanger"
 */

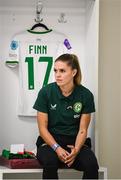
xmin=31 ymin=1 xmax=50 ymax=31
xmin=30 ymin=22 xmax=49 ymax=31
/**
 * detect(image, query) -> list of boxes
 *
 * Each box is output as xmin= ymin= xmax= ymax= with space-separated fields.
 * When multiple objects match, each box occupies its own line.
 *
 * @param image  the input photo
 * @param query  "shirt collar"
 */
xmin=55 ymin=82 xmax=77 ymax=100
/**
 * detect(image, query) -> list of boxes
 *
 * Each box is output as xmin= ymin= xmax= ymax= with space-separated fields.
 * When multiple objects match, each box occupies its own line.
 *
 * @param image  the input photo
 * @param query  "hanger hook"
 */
xmin=58 ymin=13 xmax=67 ymax=23
xmin=35 ymin=0 xmax=43 ymax=23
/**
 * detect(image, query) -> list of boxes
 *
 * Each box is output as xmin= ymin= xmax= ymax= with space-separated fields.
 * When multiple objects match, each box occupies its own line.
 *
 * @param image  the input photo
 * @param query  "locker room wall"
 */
xmin=0 ymin=0 xmax=99 ymax=154
xmin=98 ymin=0 xmax=121 ymax=178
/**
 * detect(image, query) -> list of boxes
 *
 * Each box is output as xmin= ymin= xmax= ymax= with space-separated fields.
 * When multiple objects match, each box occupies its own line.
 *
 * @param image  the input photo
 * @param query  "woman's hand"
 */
xmin=65 ymin=145 xmax=78 ymax=167
xmin=56 ymin=146 xmax=70 ymax=163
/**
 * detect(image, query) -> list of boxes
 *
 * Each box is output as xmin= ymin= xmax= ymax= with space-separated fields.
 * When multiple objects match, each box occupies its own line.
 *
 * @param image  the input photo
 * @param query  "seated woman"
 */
xmin=33 ymin=53 xmax=99 ymax=179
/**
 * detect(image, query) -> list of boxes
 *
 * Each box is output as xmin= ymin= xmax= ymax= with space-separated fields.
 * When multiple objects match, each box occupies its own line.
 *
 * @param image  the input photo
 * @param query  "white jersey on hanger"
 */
xmin=6 ymin=29 xmax=72 ymax=116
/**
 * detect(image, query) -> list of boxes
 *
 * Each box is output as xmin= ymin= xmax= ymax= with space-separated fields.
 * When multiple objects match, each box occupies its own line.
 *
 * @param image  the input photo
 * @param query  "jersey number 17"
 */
xmin=25 ymin=56 xmax=53 ymax=90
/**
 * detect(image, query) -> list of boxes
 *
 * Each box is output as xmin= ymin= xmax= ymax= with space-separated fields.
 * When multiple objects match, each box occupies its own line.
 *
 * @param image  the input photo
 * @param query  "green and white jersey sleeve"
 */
xmin=6 ymin=37 xmax=19 ymax=67
xmin=6 ymin=29 xmax=72 ymax=116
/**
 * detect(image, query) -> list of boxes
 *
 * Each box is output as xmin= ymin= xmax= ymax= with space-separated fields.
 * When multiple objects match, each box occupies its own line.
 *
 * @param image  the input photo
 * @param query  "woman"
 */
xmin=33 ymin=53 xmax=99 ymax=179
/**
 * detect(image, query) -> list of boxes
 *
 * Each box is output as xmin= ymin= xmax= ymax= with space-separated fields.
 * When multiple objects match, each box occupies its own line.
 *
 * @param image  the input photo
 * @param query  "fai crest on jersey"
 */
xmin=73 ymin=102 xmax=82 ymax=113
xmin=10 ymin=40 xmax=18 ymax=50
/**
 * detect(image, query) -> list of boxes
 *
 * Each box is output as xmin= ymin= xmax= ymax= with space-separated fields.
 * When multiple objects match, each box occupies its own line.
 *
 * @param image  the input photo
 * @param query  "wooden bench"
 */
xmin=0 ymin=166 xmax=107 ymax=179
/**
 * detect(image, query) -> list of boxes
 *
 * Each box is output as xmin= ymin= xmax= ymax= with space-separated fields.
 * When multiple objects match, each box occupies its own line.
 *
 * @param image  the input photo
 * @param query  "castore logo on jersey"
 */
xmin=50 ymin=104 xmax=57 ymax=110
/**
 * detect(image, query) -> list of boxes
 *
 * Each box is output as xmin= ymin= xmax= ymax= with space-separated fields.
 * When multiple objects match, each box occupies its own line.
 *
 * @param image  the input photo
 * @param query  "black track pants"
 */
xmin=36 ymin=134 xmax=99 ymax=179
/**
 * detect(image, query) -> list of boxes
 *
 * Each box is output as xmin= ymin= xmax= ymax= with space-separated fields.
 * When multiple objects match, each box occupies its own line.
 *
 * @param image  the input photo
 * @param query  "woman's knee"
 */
xmin=82 ymin=153 xmax=99 ymax=171
xmin=42 ymin=156 xmax=59 ymax=168
xmin=37 ymin=145 xmax=59 ymax=167
xmin=85 ymin=157 xmax=99 ymax=170
xmin=76 ymin=147 xmax=99 ymax=171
